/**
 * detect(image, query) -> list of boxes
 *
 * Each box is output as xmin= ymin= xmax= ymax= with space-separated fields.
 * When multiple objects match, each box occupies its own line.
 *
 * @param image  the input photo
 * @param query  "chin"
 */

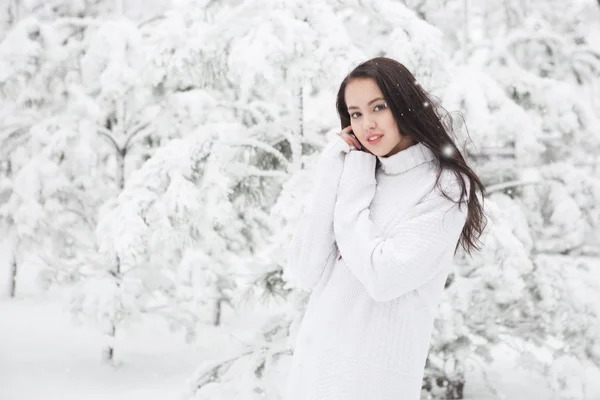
xmin=363 ymin=137 xmax=401 ymax=157
xmin=370 ymin=149 xmax=388 ymax=157
xmin=368 ymin=145 xmax=394 ymax=157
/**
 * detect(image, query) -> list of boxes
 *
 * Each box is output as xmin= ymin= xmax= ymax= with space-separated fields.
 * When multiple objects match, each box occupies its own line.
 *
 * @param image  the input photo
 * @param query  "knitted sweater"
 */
xmin=284 ymin=136 xmax=468 ymax=400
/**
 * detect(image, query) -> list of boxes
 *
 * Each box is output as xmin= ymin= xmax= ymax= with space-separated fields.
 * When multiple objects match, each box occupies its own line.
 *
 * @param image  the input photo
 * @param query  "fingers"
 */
xmin=344 ymin=136 xmax=357 ymax=150
xmin=345 ymin=132 xmax=360 ymax=150
xmin=338 ymin=126 xmax=361 ymax=150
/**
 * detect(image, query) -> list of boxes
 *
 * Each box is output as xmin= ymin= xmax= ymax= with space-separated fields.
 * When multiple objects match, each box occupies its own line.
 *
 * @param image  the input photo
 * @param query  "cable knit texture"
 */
xmin=285 ymin=137 xmax=469 ymax=400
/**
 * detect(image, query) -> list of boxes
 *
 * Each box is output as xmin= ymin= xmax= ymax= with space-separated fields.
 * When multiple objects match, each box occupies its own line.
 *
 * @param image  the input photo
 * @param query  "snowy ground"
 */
xmin=2 ymin=295 xmax=599 ymax=400
xmin=0 ymin=296 xmax=208 ymax=400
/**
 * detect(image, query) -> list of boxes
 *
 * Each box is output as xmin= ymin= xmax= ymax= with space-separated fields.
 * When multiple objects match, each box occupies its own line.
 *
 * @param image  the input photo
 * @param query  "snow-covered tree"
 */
xmin=0 ymin=14 xmax=96 ymax=296
xmin=71 ymin=122 xmax=278 ymax=362
xmin=407 ymin=0 xmax=600 ymax=397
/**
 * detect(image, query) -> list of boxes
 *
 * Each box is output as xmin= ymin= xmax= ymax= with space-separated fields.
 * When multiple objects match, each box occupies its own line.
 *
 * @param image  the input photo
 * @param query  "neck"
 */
xmin=384 ymin=137 xmax=416 ymax=157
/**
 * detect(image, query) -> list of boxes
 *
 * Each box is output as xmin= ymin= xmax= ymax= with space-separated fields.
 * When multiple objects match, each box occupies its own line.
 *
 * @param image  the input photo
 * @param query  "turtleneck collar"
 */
xmin=377 ymin=142 xmax=436 ymax=175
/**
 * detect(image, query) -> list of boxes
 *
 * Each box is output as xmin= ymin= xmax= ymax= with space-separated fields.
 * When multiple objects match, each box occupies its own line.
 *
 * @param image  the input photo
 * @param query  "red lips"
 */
xmin=366 ymin=133 xmax=384 ymax=140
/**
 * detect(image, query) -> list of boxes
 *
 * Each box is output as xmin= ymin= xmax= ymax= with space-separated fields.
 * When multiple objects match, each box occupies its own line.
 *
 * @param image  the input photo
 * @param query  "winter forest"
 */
xmin=1 ymin=0 xmax=600 ymax=399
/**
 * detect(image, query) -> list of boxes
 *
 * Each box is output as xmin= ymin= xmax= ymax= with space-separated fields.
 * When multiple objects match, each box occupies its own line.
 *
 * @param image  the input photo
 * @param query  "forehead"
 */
xmin=344 ymin=78 xmax=383 ymax=105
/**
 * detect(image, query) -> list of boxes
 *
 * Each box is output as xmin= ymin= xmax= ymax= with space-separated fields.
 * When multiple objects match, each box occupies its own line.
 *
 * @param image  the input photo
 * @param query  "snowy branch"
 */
xmin=503 ymin=30 xmax=567 ymax=53
xmin=123 ymin=121 xmax=151 ymax=150
xmin=485 ymin=178 xmax=561 ymax=194
xmin=223 ymin=138 xmax=291 ymax=170
xmin=229 ymin=164 xmax=288 ymax=179
xmin=96 ymin=126 xmax=121 ymax=153
xmin=188 ymin=349 xmax=256 ymax=392
xmin=137 ymin=15 xmax=166 ymax=29
xmin=53 ymin=17 xmax=102 ymax=29
xmin=62 ymin=208 xmax=96 ymax=230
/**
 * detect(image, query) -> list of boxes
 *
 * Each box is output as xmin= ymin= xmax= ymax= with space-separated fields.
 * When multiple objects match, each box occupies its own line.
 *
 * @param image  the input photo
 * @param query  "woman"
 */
xmin=284 ymin=57 xmax=487 ymax=399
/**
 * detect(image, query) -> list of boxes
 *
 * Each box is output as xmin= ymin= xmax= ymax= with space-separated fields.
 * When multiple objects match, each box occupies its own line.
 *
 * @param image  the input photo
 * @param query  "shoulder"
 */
xmin=423 ymin=168 xmax=469 ymax=205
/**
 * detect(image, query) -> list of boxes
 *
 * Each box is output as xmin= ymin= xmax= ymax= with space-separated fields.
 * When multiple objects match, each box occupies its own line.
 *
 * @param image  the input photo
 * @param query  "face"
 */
xmin=345 ymin=78 xmax=409 ymax=157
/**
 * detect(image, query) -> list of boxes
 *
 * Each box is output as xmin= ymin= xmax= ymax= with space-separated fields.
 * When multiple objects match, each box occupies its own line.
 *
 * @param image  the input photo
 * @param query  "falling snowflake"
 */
xmin=442 ymin=144 xmax=455 ymax=157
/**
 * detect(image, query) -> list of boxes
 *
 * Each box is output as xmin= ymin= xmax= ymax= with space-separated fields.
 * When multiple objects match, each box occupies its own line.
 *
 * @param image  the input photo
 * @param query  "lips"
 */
xmin=366 ymin=133 xmax=384 ymax=145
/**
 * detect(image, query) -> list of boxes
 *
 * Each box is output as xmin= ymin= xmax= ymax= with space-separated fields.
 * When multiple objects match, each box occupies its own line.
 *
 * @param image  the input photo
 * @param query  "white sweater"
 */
xmin=284 ymin=136 xmax=468 ymax=400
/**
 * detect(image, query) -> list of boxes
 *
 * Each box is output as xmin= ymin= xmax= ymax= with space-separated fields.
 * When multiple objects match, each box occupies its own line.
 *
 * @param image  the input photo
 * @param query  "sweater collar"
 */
xmin=377 ymin=142 xmax=436 ymax=175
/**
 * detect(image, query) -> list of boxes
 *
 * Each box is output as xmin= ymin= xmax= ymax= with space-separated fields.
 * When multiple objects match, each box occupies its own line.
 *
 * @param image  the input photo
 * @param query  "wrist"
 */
xmin=322 ymin=136 xmax=351 ymax=157
xmin=343 ymin=151 xmax=377 ymax=178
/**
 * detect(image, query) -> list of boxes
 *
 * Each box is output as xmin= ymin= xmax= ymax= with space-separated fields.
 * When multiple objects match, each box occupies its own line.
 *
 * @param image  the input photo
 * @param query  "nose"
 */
xmin=362 ymin=114 xmax=376 ymax=131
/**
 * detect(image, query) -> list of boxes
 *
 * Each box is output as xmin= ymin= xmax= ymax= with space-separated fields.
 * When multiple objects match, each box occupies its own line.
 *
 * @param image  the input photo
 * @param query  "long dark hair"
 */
xmin=335 ymin=57 xmax=487 ymax=255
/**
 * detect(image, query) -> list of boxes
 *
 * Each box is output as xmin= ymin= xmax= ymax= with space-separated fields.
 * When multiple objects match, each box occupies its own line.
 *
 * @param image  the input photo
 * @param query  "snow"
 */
xmin=1 ymin=0 xmax=600 ymax=399
xmin=464 ymin=344 xmax=600 ymax=399
xmin=0 ymin=295 xmax=206 ymax=400
xmin=3 ymin=295 xmax=600 ymax=400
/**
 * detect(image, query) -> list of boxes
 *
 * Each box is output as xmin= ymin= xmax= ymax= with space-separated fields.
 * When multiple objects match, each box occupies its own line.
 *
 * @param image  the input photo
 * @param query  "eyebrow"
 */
xmin=347 ymin=97 xmax=385 ymax=110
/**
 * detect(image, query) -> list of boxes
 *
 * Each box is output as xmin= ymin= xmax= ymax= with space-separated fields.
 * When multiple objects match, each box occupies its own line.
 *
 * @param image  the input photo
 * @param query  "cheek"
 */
xmin=385 ymin=115 xmax=400 ymax=137
xmin=350 ymin=120 xmax=361 ymax=136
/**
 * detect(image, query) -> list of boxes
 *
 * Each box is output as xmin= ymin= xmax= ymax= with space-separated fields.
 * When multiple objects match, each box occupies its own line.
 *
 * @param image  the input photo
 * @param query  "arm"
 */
xmin=333 ymin=151 xmax=468 ymax=302
xmin=285 ymin=136 xmax=350 ymax=291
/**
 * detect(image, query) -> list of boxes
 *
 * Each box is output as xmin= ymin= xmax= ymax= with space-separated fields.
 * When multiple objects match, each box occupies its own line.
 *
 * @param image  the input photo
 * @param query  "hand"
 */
xmin=337 ymin=126 xmax=362 ymax=151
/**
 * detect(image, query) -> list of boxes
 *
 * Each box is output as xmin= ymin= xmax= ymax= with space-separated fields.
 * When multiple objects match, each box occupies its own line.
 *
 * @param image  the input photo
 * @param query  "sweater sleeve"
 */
xmin=285 ymin=136 xmax=350 ymax=291
xmin=333 ymin=151 xmax=468 ymax=302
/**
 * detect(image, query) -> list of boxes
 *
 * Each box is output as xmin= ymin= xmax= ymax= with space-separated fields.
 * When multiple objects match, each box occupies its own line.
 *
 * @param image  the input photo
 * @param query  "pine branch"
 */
xmin=96 ymin=126 xmax=121 ymax=153
xmin=123 ymin=121 xmax=151 ymax=151
xmin=229 ymin=164 xmax=288 ymax=179
xmin=224 ymin=138 xmax=291 ymax=170
xmin=485 ymin=178 xmax=561 ymax=194
xmin=53 ymin=17 xmax=102 ymax=28
xmin=190 ymin=349 xmax=255 ymax=391
xmin=137 ymin=15 xmax=166 ymax=29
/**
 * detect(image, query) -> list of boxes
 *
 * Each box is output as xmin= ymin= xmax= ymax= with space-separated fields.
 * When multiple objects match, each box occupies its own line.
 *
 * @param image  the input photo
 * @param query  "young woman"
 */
xmin=284 ymin=57 xmax=487 ymax=399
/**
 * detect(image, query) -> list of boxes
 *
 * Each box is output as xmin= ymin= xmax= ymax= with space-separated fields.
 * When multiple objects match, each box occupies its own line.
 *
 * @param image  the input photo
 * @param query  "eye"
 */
xmin=350 ymin=112 xmax=361 ymax=119
xmin=374 ymin=102 xmax=388 ymax=111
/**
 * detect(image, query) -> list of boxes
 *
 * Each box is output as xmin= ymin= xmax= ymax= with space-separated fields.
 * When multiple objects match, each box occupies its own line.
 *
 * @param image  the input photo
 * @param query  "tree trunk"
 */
xmin=297 ymin=84 xmax=305 ymax=170
xmin=116 ymin=149 xmax=125 ymax=190
xmin=101 ymin=100 xmax=127 ymax=364
xmin=103 ymin=322 xmax=116 ymax=361
xmin=104 ymin=140 xmax=126 ymax=362
xmin=298 ymin=85 xmax=304 ymax=139
xmin=213 ymin=298 xmax=222 ymax=326
xmin=463 ymin=0 xmax=470 ymax=47
xmin=9 ymin=0 xmax=20 ymax=25
xmin=103 ymin=256 xmax=121 ymax=363
xmin=6 ymin=230 xmax=18 ymax=298
xmin=9 ymin=252 xmax=17 ymax=298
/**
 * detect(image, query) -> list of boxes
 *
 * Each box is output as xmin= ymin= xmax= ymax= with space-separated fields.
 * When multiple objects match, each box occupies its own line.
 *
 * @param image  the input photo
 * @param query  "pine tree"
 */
xmin=412 ymin=0 xmax=600 ymax=397
xmin=0 ymin=14 xmax=93 ymax=296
